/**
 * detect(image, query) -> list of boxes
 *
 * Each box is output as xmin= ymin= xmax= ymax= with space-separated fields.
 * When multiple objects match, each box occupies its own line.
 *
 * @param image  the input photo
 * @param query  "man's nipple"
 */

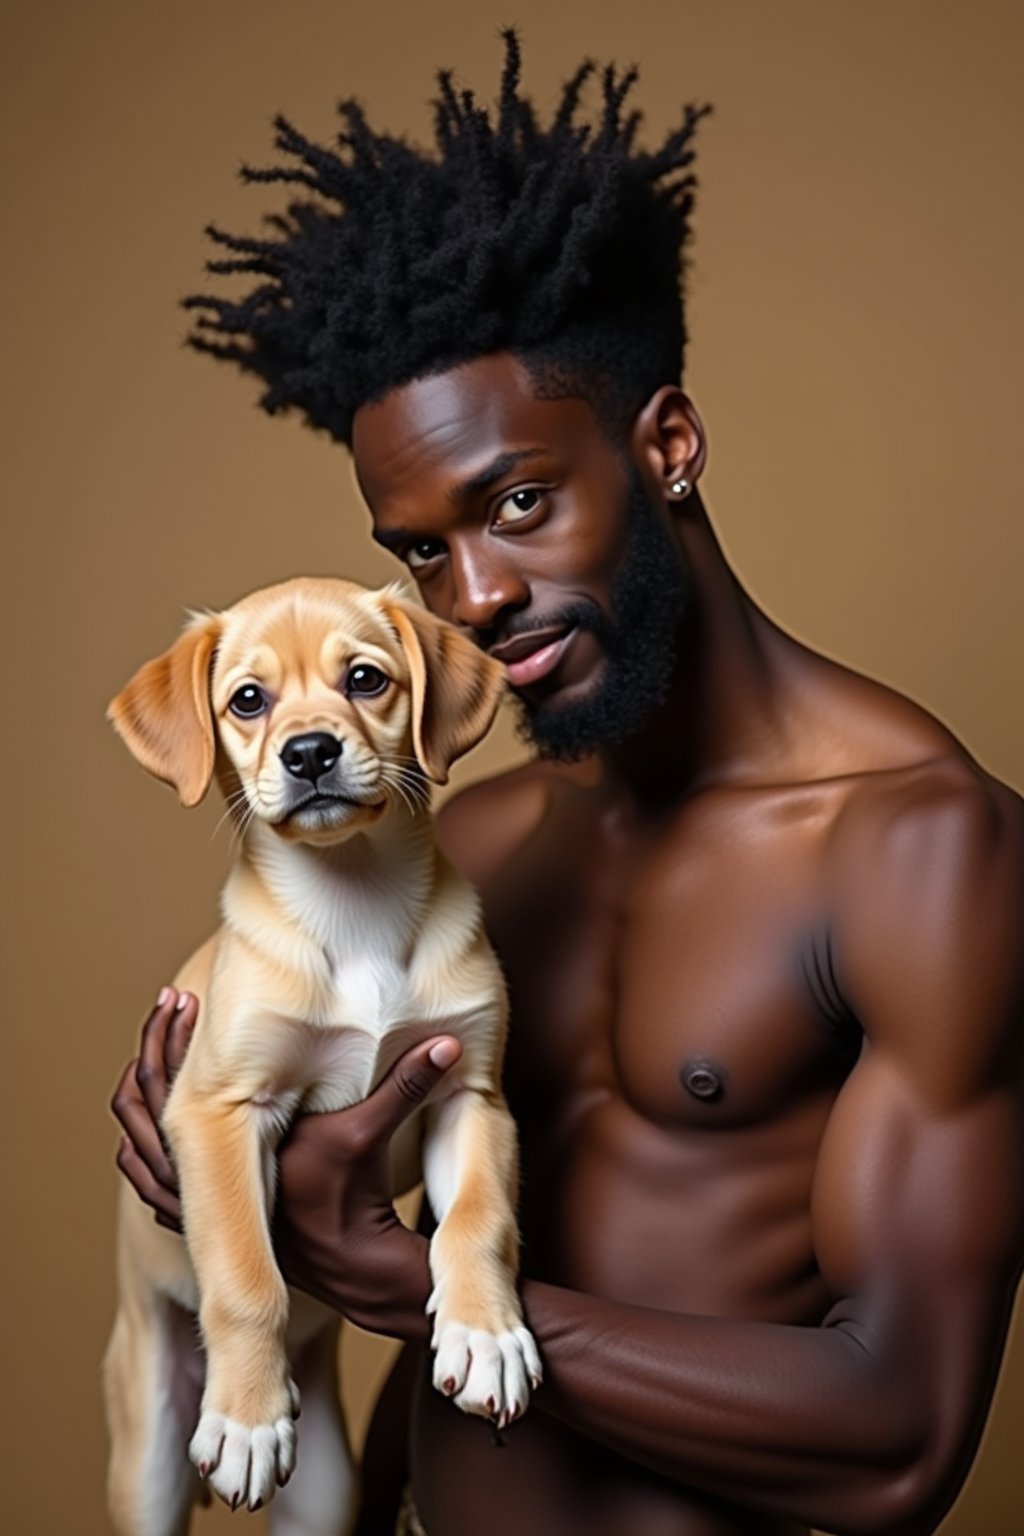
xmin=680 ymin=1056 xmax=725 ymax=1102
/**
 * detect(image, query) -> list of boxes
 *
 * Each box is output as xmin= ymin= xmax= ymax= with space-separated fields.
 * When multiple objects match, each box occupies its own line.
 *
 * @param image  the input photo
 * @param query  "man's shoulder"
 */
xmin=436 ymin=759 xmax=580 ymax=888
xmin=777 ymin=656 xmax=1024 ymax=1030
xmin=827 ymin=679 xmax=1024 ymax=878
xmin=828 ymin=737 xmax=1024 ymax=1066
xmin=795 ymin=652 xmax=1024 ymax=861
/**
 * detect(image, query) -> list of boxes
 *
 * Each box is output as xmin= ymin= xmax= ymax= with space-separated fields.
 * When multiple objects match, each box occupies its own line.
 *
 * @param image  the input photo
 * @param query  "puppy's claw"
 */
xmin=191 ymin=1410 xmax=293 ymax=1509
xmin=434 ymin=1320 xmax=541 ymax=1424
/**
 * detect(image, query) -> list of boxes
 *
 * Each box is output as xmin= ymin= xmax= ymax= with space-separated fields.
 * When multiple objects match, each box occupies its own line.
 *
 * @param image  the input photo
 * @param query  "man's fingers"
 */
xmin=110 ymin=1061 xmax=179 ymax=1192
xmin=348 ymin=1037 xmax=463 ymax=1150
xmin=137 ymin=988 xmax=197 ymax=1120
xmin=116 ymin=1136 xmax=183 ymax=1226
xmin=165 ymin=992 xmax=198 ymax=1080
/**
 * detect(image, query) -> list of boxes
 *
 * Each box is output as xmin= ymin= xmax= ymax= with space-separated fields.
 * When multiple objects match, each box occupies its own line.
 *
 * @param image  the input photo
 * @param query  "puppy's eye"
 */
xmin=228 ymin=685 xmax=268 ymax=718
xmin=346 ymin=664 xmax=389 ymax=698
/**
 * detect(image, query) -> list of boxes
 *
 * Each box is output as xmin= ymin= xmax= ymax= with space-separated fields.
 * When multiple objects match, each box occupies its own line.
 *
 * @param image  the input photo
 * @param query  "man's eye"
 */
xmin=495 ymin=487 xmax=544 ymax=525
xmin=228 ymin=684 xmax=267 ymax=718
xmin=405 ymin=540 xmax=445 ymax=570
xmin=346 ymin=664 xmax=390 ymax=697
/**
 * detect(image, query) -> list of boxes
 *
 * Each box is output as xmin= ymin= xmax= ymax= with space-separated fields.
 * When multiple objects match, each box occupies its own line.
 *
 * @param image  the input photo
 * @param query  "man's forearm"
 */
xmin=522 ymin=1279 xmax=938 ymax=1536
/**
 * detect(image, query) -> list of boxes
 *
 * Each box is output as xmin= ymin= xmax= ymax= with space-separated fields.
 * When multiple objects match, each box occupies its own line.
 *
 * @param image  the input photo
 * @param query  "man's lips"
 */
xmin=490 ymin=625 xmax=578 ymax=687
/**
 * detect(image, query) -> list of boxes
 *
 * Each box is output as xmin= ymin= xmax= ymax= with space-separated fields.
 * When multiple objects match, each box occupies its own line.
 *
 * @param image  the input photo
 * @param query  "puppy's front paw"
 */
xmin=432 ymin=1320 xmax=542 ymax=1427
xmin=189 ymin=1384 xmax=299 ymax=1511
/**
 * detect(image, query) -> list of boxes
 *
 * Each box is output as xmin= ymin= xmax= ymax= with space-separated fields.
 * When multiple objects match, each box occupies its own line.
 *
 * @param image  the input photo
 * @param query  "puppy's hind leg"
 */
xmin=269 ymin=1321 xmax=358 ymax=1536
xmin=104 ymin=1295 xmax=205 ymax=1536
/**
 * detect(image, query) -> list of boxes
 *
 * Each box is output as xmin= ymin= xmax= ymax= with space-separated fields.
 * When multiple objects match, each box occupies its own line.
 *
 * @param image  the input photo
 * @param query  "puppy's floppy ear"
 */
xmin=384 ymin=599 xmax=505 ymax=785
xmin=107 ymin=614 xmax=222 ymax=807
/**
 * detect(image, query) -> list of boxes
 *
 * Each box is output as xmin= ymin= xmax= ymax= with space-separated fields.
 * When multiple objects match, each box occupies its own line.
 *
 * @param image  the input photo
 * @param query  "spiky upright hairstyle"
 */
xmin=185 ymin=31 xmax=710 ymax=446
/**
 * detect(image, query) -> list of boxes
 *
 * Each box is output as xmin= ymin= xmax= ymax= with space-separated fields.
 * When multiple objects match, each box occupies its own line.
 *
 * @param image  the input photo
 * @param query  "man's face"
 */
xmin=352 ymin=353 xmax=688 ymax=759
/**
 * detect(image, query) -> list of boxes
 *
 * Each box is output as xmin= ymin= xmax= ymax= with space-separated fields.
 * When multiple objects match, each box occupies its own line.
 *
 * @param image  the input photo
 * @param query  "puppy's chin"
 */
xmin=271 ymin=796 xmax=388 ymax=846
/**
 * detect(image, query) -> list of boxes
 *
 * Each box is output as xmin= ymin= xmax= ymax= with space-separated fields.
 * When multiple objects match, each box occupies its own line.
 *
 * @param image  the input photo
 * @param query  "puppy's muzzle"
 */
xmin=280 ymin=732 xmax=342 ymax=785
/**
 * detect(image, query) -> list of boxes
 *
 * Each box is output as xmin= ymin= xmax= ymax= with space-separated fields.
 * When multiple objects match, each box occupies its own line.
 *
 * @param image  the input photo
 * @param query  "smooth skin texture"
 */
xmin=115 ymin=353 xmax=1024 ymax=1536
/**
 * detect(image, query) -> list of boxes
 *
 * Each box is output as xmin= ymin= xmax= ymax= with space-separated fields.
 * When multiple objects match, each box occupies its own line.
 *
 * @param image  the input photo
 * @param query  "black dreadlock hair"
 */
xmin=185 ymin=31 xmax=710 ymax=446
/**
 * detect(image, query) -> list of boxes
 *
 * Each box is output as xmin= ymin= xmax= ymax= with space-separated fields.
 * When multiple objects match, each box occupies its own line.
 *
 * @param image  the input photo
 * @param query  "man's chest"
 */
xmin=486 ymin=783 xmax=862 ymax=1132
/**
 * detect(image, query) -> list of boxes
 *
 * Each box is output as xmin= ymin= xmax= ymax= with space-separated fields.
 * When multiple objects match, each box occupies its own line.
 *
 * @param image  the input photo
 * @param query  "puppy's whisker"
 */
xmin=380 ymin=775 xmax=416 ymax=817
xmin=211 ymin=789 xmax=252 ymax=842
xmin=387 ymin=753 xmax=431 ymax=775
xmin=383 ymin=764 xmax=432 ymax=805
xmin=392 ymin=777 xmax=431 ymax=815
xmin=386 ymin=761 xmax=432 ymax=799
xmin=227 ymin=798 xmax=260 ymax=855
xmin=377 ymin=766 xmax=430 ymax=817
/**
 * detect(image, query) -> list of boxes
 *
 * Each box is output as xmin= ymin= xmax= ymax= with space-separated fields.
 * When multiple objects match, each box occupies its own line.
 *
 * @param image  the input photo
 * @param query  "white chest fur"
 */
xmin=220 ymin=814 xmax=495 ymax=1117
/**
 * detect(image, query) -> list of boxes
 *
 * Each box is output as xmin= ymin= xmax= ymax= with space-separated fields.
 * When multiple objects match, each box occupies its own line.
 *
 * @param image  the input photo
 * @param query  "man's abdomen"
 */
xmin=410 ymin=1356 xmax=807 ymax=1536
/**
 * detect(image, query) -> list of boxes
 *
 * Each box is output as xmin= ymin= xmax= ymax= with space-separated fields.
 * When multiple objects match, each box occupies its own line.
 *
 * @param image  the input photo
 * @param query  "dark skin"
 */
xmin=113 ymin=353 xmax=1024 ymax=1536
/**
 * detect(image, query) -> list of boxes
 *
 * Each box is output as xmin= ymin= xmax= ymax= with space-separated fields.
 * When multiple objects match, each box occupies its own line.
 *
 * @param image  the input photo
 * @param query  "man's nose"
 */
xmin=448 ymin=543 xmax=529 ymax=633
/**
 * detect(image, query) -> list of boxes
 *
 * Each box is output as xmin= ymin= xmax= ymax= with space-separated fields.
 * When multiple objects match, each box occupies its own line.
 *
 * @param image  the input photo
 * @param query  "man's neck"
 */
xmin=601 ymin=497 xmax=799 ymax=815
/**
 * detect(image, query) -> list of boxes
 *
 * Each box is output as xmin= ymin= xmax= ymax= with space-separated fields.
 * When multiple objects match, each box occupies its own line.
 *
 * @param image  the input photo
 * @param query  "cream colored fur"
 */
xmin=103 ymin=577 xmax=540 ymax=1534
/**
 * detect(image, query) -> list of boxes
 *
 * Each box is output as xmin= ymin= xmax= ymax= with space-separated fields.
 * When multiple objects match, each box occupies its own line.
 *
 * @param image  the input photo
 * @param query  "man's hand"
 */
xmin=271 ymin=1035 xmax=461 ymax=1340
xmin=110 ymin=987 xmax=197 ymax=1229
xmin=110 ymin=988 xmax=461 ymax=1341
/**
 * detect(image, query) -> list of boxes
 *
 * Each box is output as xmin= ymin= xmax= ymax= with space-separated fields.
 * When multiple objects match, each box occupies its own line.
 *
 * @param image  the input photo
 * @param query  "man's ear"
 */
xmin=107 ymin=614 xmax=222 ymax=807
xmin=630 ymin=386 xmax=707 ymax=498
xmin=384 ymin=599 xmax=505 ymax=786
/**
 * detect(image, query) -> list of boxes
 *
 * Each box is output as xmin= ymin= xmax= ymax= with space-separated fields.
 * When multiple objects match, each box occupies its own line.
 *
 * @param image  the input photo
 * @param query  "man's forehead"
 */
xmin=351 ymin=353 xmax=596 ymax=510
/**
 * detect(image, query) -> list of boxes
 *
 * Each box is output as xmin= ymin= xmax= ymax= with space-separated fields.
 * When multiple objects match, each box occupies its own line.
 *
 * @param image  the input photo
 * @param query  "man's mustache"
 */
xmin=478 ymin=599 xmax=613 ymax=655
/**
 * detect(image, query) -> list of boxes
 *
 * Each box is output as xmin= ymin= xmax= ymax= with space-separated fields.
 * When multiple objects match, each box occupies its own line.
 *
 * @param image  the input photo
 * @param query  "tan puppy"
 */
xmin=103 ymin=577 xmax=540 ymax=1535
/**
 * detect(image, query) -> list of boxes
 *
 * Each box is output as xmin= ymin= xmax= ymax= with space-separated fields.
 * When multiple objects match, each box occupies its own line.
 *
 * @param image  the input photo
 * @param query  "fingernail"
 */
xmin=158 ymin=986 xmax=173 ymax=1006
xmin=428 ymin=1038 xmax=460 ymax=1069
xmin=175 ymin=992 xmax=191 ymax=1012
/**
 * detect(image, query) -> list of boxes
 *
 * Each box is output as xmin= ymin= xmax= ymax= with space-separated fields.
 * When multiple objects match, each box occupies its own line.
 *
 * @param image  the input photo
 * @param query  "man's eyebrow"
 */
xmin=370 ymin=447 xmax=549 ymax=549
xmin=372 ymin=526 xmax=415 ymax=551
xmin=449 ymin=448 xmax=548 ymax=501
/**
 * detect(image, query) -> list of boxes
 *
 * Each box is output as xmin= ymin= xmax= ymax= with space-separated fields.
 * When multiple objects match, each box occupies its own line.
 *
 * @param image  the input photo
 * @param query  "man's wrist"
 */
xmin=344 ymin=1223 xmax=434 ymax=1343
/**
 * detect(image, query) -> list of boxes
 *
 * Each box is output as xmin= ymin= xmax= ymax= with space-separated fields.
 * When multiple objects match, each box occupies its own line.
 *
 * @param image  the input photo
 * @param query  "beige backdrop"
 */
xmin=2 ymin=1 xmax=1022 ymax=1532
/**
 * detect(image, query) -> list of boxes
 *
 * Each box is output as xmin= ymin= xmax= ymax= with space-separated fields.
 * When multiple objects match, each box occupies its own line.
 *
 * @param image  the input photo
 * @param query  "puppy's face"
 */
xmin=109 ymin=578 xmax=505 ymax=847
xmin=211 ymin=582 xmax=419 ymax=844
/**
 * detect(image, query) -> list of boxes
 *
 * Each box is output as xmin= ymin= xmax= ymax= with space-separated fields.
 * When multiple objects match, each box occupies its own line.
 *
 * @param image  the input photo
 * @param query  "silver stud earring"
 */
xmin=670 ymin=477 xmax=691 ymax=498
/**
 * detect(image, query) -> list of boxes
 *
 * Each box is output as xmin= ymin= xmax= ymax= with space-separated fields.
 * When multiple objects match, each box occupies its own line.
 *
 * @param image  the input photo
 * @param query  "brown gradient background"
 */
xmin=2 ymin=1 xmax=1022 ymax=1532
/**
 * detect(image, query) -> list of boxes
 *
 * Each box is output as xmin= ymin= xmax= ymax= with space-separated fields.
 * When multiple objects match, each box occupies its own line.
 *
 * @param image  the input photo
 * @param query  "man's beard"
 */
xmin=513 ymin=468 xmax=690 ymax=761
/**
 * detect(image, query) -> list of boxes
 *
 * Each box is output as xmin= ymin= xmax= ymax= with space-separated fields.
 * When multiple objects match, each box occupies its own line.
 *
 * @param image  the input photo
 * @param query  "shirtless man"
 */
xmin=111 ymin=36 xmax=1024 ymax=1536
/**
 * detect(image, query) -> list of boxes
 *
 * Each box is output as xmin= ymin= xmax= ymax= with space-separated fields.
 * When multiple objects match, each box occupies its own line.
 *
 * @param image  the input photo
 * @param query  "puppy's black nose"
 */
xmin=280 ymin=732 xmax=342 ymax=783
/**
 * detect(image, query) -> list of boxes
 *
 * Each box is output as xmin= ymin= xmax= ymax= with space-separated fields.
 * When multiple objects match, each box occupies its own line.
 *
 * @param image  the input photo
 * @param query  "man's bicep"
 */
xmin=813 ymin=774 xmax=1024 ymax=1387
xmin=811 ymin=1046 xmax=1024 ymax=1309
